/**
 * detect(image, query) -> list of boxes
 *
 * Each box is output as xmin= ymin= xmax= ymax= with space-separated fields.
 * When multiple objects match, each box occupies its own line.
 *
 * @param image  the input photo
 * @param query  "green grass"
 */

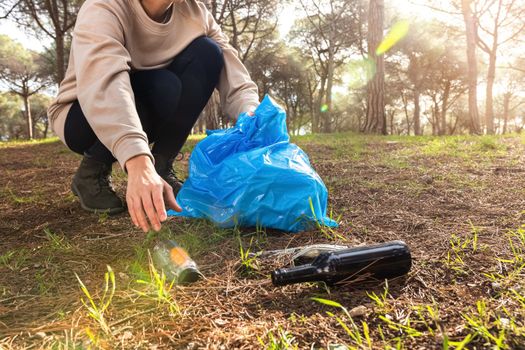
xmin=379 ymin=155 xmax=410 ymax=169
xmin=258 ymin=327 xmax=298 ymax=349
xmin=170 ymin=219 xmax=235 ymax=255
xmin=75 ymin=265 xmax=116 ymax=336
xmin=291 ymin=133 xmax=512 ymax=171
xmin=238 ymin=236 xmax=260 ymax=275
xmin=292 ymin=132 xmax=367 ymax=161
xmin=5 ymin=132 xmax=525 ymax=349
xmin=2 ymin=185 xmax=44 ymax=205
xmin=433 ymin=172 xmax=486 ymax=191
xmin=303 ymin=218 xmax=525 ymax=348
xmin=180 ymin=134 xmax=206 ymax=153
xmin=44 ymin=228 xmax=73 ymax=251
xmin=0 ymin=248 xmax=30 ymax=271
xmin=133 ymin=253 xmax=179 ymax=315
xmin=418 ymin=135 xmax=507 ymax=159
xmin=484 ymin=224 xmax=525 ymax=293
xmin=34 ymin=270 xmax=53 ymax=295
xmin=312 ymin=297 xmax=374 ymax=348
xmin=0 ymin=137 xmax=60 ymax=148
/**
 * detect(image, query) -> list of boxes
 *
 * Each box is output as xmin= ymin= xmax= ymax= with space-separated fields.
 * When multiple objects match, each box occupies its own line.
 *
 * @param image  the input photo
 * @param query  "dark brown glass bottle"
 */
xmin=271 ymin=241 xmax=411 ymax=286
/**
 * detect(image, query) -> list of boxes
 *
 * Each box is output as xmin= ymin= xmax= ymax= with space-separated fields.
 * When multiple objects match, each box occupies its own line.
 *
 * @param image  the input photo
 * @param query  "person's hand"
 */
xmin=125 ymin=155 xmax=182 ymax=232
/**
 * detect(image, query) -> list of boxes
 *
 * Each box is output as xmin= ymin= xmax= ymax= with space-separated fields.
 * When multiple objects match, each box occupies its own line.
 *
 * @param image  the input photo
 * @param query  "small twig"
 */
xmin=109 ymin=307 xmax=157 ymax=327
xmin=2 ymin=324 xmax=72 ymax=336
xmin=0 ymin=294 xmax=38 ymax=303
xmin=83 ymin=233 xmax=129 ymax=241
xmin=415 ymin=275 xmax=429 ymax=289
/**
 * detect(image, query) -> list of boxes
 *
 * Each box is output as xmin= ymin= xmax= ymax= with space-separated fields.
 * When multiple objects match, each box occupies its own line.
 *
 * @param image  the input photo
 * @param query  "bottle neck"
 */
xmin=271 ymin=265 xmax=320 ymax=286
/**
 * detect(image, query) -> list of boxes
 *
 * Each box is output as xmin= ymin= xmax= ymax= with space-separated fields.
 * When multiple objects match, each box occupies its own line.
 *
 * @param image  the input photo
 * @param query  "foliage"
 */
xmin=2 ymin=0 xmax=525 ymax=137
xmin=134 ymin=252 xmax=179 ymax=315
xmin=0 ymin=92 xmax=22 ymax=140
xmin=0 ymin=34 xmax=51 ymax=139
xmin=258 ymin=327 xmax=298 ymax=349
xmin=75 ymin=265 xmax=116 ymax=335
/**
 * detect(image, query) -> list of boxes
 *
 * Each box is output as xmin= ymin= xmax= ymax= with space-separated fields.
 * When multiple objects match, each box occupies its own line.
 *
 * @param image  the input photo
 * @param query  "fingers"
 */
xmin=141 ymin=191 xmax=161 ymax=232
xmin=127 ymin=189 xmax=150 ymax=232
xmin=127 ymin=184 xmax=165 ymax=233
xmin=163 ymin=181 xmax=182 ymax=212
xmin=133 ymin=198 xmax=150 ymax=232
xmin=127 ymin=196 xmax=139 ymax=228
xmin=152 ymin=185 xmax=167 ymax=222
xmin=125 ymin=163 xmax=180 ymax=232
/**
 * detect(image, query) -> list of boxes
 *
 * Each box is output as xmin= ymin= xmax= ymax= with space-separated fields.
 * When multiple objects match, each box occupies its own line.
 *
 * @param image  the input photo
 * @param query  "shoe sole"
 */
xmin=71 ymin=182 xmax=126 ymax=216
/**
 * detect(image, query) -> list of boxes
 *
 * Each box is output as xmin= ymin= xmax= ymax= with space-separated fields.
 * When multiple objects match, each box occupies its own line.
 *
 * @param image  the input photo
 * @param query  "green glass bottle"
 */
xmin=152 ymin=239 xmax=202 ymax=284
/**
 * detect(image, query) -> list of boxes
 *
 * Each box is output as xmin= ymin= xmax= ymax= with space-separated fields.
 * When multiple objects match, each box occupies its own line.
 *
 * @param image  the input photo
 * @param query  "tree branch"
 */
xmin=0 ymin=0 xmax=22 ymax=19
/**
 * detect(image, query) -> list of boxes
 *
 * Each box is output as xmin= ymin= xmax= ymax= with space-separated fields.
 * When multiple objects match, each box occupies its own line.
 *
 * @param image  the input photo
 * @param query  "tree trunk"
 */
xmin=502 ymin=92 xmax=510 ymax=134
xmin=306 ymin=76 xmax=316 ymax=133
xmin=43 ymin=116 xmax=49 ymax=138
xmin=205 ymin=92 xmax=220 ymax=130
xmin=401 ymin=92 xmax=411 ymax=135
xmin=229 ymin=10 xmax=240 ymax=53
xmin=55 ymin=31 xmax=65 ymax=84
xmin=484 ymin=43 xmax=497 ymax=134
xmin=431 ymin=101 xmax=439 ymax=136
xmin=284 ymin=95 xmax=292 ymax=133
xmin=413 ymin=89 xmax=421 ymax=136
xmin=323 ymin=23 xmax=336 ymax=134
xmin=23 ymin=94 xmax=33 ymax=140
xmin=324 ymin=47 xmax=335 ymax=133
xmin=363 ymin=0 xmax=386 ymax=134
xmin=314 ymin=75 xmax=326 ymax=133
xmin=389 ymin=109 xmax=395 ymax=134
xmin=461 ymin=0 xmax=481 ymax=134
xmin=481 ymin=0 xmax=503 ymax=134
xmin=440 ymin=81 xmax=451 ymax=135
xmin=196 ymin=110 xmax=206 ymax=134
xmin=450 ymin=112 xmax=460 ymax=135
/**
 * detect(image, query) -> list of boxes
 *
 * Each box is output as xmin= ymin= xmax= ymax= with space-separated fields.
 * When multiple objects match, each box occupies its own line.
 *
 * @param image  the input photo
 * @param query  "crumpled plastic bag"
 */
xmin=168 ymin=95 xmax=338 ymax=232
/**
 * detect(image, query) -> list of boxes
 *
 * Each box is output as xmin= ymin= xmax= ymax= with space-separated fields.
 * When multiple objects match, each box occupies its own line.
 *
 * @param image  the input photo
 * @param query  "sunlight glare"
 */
xmin=345 ymin=57 xmax=376 ymax=89
xmin=376 ymin=20 xmax=410 ymax=56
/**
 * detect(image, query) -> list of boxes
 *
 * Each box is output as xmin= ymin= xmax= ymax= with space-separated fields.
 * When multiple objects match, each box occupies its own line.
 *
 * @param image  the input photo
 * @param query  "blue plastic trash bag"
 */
xmin=168 ymin=95 xmax=338 ymax=232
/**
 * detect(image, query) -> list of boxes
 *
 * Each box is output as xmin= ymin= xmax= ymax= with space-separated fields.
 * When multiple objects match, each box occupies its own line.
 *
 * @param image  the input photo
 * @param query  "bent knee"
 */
xmin=148 ymin=70 xmax=182 ymax=98
xmin=131 ymin=70 xmax=182 ymax=121
xmin=190 ymin=36 xmax=224 ymax=72
xmin=133 ymin=70 xmax=181 ymax=100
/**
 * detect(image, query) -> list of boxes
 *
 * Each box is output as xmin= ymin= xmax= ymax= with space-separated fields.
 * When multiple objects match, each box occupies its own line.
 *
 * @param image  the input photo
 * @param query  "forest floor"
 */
xmin=2 ymin=133 xmax=525 ymax=349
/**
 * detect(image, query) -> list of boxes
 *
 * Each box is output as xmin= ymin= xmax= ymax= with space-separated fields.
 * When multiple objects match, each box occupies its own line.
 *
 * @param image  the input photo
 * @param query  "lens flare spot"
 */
xmin=346 ymin=57 xmax=376 ymax=89
xmin=376 ymin=20 xmax=410 ymax=56
xmin=320 ymin=104 xmax=329 ymax=113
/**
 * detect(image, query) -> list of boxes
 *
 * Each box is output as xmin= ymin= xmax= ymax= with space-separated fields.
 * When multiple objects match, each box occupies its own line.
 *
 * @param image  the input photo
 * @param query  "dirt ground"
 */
xmin=1 ymin=134 xmax=525 ymax=349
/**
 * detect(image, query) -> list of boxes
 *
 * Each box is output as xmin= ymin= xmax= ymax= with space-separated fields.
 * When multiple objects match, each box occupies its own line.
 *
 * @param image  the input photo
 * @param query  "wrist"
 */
xmin=125 ymin=154 xmax=153 ymax=173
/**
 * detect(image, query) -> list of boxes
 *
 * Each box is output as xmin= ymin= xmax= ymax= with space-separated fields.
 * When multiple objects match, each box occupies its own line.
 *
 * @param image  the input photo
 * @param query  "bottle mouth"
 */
xmin=271 ymin=266 xmax=316 ymax=286
xmin=271 ymin=269 xmax=283 ymax=285
xmin=178 ymin=267 xmax=203 ymax=284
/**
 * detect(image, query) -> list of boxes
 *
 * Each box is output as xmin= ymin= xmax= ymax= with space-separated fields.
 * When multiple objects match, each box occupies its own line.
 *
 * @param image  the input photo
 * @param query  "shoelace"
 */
xmin=165 ymin=168 xmax=182 ymax=184
xmin=98 ymin=167 xmax=116 ymax=194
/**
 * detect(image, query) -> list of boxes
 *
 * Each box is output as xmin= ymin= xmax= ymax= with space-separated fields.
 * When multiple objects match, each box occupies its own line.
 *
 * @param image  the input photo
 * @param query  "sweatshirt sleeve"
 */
xmin=73 ymin=3 xmax=152 ymax=169
xmin=203 ymin=6 xmax=260 ymax=119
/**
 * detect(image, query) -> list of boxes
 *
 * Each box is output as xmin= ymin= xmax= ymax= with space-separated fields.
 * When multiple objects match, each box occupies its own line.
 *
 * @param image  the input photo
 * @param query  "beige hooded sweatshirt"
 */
xmin=47 ymin=0 xmax=259 ymax=168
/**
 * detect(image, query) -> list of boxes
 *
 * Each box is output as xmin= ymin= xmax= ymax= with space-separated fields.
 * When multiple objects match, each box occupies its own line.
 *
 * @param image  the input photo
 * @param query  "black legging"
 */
xmin=64 ymin=36 xmax=224 ymax=165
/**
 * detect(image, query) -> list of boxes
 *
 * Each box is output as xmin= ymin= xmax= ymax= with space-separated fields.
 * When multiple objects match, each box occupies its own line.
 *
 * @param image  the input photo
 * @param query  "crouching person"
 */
xmin=47 ymin=0 xmax=259 ymax=232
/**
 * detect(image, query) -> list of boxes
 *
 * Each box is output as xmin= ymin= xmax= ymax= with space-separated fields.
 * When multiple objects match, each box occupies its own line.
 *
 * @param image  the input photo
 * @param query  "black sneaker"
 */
xmin=71 ymin=155 xmax=126 ymax=215
xmin=154 ymin=153 xmax=184 ymax=198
